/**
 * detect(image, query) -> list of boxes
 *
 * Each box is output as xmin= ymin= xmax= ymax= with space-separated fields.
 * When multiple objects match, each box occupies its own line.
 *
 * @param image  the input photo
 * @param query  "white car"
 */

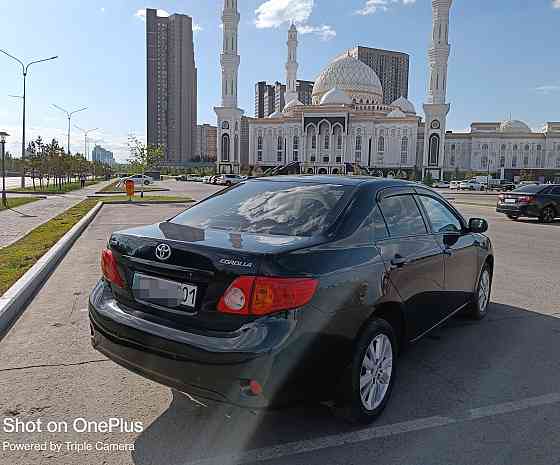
xmin=123 ymin=174 xmax=153 ymax=186
xmin=459 ymin=180 xmax=485 ymax=191
xmin=450 ymin=180 xmax=461 ymax=189
xmin=217 ymin=174 xmax=245 ymax=186
xmin=433 ymin=181 xmax=450 ymax=188
xmin=187 ymin=175 xmax=203 ymax=182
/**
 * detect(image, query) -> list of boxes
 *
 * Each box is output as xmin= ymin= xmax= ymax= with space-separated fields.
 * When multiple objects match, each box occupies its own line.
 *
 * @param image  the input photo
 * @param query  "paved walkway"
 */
xmin=0 ymin=181 xmax=112 ymax=248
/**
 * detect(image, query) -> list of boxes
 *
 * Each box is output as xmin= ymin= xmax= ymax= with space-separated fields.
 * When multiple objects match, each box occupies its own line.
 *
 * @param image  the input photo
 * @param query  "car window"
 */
xmin=379 ymin=195 xmax=427 ymax=237
xmin=513 ymin=185 xmax=543 ymax=194
xmin=418 ymin=196 xmax=462 ymax=233
xmin=549 ymin=186 xmax=560 ymax=195
xmin=171 ymin=180 xmax=352 ymax=237
xmin=354 ymin=205 xmax=389 ymax=244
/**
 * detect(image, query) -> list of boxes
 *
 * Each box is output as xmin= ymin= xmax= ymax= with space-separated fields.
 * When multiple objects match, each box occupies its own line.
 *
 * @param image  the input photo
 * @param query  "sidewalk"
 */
xmin=0 ymin=180 xmax=112 ymax=249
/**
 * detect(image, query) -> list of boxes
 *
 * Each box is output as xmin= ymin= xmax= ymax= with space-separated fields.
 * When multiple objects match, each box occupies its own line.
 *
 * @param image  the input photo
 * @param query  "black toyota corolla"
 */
xmin=89 ymin=176 xmax=493 ymax=423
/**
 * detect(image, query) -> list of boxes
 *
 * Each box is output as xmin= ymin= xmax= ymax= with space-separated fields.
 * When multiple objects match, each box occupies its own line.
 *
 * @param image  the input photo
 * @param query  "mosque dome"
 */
xmin=319 ymin=87 xmax=352 ymax=105
xmin=390 ymin=96 xmax=416 ymax=114
xmin=312 ymin=54 xmax=383 ymax=105
xmin=498 ymin=120 xmax=532 ymax=133
xmin=283 ymin=98 xmax=303 ymax=112
xmin=387 ymin=108 xmax=406 ymax=118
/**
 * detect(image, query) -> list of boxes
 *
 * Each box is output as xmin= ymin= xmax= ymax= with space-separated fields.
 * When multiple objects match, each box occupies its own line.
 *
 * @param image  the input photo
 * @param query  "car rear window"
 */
xmin=513 ymin=185 xmax=544 ymax=194
xmin=171 ymin=180 xmax=352 ymax=237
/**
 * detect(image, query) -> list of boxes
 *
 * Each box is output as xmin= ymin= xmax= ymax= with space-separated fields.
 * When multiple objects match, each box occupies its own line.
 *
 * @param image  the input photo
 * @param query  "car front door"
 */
xmin=376 ymin=188 xmax=446 ymax=340
xmin=415 ymin=192 xmax=478 ymax=313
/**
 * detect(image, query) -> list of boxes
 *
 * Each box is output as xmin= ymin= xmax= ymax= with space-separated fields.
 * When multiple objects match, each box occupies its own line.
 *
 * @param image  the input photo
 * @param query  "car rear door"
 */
xmin=545 ymin=186 xmax=560 ymax=215
xmin=415 ymin=190 xmax=478 ymax=313
xmin=375 ymin=187 xmax=446 ymax=340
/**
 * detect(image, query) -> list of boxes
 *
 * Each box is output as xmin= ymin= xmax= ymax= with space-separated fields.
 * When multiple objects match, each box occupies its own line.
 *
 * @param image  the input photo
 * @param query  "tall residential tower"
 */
xmin=215 ymin=0 xmax=243 ymax=174
xmin=146 ymin=8 xmax=197 ymax=166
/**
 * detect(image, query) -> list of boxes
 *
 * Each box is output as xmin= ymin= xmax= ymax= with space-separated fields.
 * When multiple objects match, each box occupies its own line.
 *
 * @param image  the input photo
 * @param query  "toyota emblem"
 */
xmin=155 ymin=243 xmax=171 ymax=261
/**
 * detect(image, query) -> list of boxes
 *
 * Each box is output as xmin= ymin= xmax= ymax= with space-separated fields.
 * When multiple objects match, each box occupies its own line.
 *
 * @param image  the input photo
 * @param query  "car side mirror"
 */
xmin=469 ymin=218 xmax=488 ymax=233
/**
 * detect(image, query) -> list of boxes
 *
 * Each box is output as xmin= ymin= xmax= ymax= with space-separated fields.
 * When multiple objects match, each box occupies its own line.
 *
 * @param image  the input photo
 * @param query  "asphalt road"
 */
xmin=1 ymin=194 xmax=560 ymax=465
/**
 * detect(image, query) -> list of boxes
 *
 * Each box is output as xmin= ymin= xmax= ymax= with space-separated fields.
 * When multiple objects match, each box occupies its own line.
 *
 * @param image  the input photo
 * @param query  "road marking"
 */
xmin=185 ymin=392 xmax=560 ymax=465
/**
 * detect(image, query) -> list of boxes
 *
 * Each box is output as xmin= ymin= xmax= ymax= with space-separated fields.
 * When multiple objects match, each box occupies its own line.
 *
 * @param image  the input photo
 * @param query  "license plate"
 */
xmin=133 ymin=273 xmax=198 ymax=309
xmin=180 ymin=284 xmax=197 ymax=308
xmin=504 ymin=198 xmax=516 ymax=203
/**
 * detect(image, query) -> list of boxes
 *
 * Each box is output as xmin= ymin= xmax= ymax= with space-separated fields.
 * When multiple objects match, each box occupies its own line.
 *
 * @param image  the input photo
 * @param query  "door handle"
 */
xmin=390 ymin=255 xmax=408 ymax=268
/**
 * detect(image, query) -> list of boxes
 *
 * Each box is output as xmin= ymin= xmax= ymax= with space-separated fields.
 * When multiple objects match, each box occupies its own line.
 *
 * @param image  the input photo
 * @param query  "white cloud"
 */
xmin=553 ymin=0 xmax=560 ymax=9
xmin=254 ymin=0 xmax=336 ymax=40
xmin=355 ymin=0 xmax=416 ymax=16
xmin=134 ymin=8 xmax=169 ymax=22
xmin=535 ymin=84 xmax=560 ymax=94
xmin=255 ymin=0 xmax=314 ymax=28
xmin=100 ymin=7 xmax=105 ymax=13
xmin=298 ymin=24 xmax=336 ymax=41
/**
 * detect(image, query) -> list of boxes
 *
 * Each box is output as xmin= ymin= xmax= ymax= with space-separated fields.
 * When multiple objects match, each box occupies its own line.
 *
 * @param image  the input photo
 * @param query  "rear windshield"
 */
xmin=171 ymin=180 xmax=352 ymax=237
xmin=512 ymin=185 xmax=544 ymax=194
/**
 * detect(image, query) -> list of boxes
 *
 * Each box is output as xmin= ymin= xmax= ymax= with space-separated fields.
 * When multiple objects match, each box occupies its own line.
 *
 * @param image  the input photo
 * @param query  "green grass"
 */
xmin=8 ymin=180 xmax=99 ymax=194
xmin=0 ymin=197 xmax=41 ymax=210
xmin=0 ymin=194 xmax=192 ymax=296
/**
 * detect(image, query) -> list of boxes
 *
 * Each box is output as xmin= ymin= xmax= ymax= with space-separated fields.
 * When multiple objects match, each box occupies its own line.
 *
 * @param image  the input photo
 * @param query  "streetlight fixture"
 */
xmin=0 ymin=49 xmax=58 ymax=188
xmin=1 ymin=131 xmax=9 ymax=206
xmin=74 ymin=126 xmax=98 ymax=160
xmin=52 ymin=104 xmax=87 ymax=155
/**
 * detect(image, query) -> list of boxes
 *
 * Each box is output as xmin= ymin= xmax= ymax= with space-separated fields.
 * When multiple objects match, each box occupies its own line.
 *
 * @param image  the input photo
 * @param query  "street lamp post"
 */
xmin=0 ymin=50 xmax=58 ymax=188
xmin=52 ymin=105 xmax=87 ymax=155
xmin=75 ymin=126 xmax=98 ymax=180
xmin=1 ymin=131 xmax=9 ymax=206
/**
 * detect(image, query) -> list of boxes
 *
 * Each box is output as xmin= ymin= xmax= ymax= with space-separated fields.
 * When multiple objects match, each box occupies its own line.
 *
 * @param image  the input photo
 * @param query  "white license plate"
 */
xmin=505 ymin=198 xmax=516 ymax=203
xmin=180 ymin=284 xmax=197 ymax=308
xmin=133 ymin=273 xmax=197 ymax=309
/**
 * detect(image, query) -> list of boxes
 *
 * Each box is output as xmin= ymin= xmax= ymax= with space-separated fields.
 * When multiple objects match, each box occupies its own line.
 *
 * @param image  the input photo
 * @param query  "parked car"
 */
xmin=496 ymin=184 xmax=560 ymax=222
xmin=90 ymin=176 xmax=493 ymax=424
xmin=187 ymin=175 xmax=203 ymax=182
xmin=489 ymin=180 xmax=516 ymax=191
xmin=217 ymin=174 xmax=245 ymax=186
xmin=459 ymin=180 xmax=485 ymax=191
xmin=517 ymin=180 xmax=541 ymax=187
xmin=449 ymin=180 xmax=461 ymax=190
xmin=203 ymin=176 xmax=212 ymax=184
xmin=433 ymin=181 xmax=450 ymax=188
xmin=123 ymin=174 xmax=153 ymax=186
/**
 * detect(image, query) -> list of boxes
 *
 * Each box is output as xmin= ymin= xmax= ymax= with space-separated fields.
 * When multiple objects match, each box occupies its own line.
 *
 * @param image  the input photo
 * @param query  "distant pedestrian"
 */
xmin=80 ymin=174 xmax=86 ymax=188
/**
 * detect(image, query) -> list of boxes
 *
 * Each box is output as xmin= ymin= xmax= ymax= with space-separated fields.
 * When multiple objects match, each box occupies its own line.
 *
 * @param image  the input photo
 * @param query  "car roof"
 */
xmin=248 ymin=174 xmax=417 ymax=188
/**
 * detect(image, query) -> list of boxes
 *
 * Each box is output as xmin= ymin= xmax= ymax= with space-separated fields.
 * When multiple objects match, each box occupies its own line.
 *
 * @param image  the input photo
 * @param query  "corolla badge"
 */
xmin=219 ymin=258 xmax=253 ymax=268
xmin=155 ymin=243 xmax=172 ymax=261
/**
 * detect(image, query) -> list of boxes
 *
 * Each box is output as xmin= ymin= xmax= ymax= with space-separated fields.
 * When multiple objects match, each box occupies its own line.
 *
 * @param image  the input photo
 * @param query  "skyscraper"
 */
xmin=146 ymin=8 xmax=197 ymax=166
xmin=296 ymin=80 xmax=314 ymax=105
xmin=340 ymin=46 xmax=409 ymax=105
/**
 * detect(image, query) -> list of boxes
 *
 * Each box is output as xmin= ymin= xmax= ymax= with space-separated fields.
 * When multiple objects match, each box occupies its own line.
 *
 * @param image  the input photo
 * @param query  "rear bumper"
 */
xmin=89 ymin=280 xmax=318 ymax=408
xmin=496 ymin=204 xmax=540 ymax=217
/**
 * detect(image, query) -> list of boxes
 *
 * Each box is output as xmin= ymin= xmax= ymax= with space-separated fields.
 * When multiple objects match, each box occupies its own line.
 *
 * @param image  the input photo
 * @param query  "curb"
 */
xmin=96 ymin=200 xmax=195 ymax=205
xmin=0 ymin=202 xmax=103 ymax=337
xmin=93 ymin=188 xmax=170 ymax=194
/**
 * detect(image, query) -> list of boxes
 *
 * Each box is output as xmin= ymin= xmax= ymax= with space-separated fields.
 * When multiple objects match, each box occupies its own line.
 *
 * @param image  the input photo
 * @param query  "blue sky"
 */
xmin=1 ymin=0 xmax=559 ymax=162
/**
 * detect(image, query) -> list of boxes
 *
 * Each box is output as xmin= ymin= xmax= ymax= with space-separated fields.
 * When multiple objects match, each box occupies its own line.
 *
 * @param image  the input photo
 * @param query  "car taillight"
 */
xmin=101 ymin=249 xmax=124 ymax=288
xmin=218 ymin=276 xmax=318 ymax=316
xmin=517 ymin=195 xmax=535 ymax=204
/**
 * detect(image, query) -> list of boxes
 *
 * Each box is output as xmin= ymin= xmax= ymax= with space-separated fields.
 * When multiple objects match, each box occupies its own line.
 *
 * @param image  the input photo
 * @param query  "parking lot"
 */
xmin=1 ymin=185 xmax=560 ymax=465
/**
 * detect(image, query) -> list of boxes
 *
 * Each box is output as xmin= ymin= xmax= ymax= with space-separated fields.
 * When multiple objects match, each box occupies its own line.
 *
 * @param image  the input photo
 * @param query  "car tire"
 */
xmin=507 ymin=215 xmax=519 ymax=221
xmin=334 ymin=318 xmax=396 ymax=425
xmin=144 ymin=180 xmax=150 ymax=186
xmin=468 ymin=264 xmax=492 ymax=320
xmin=539 ymin=206 xmax=556 ymax=224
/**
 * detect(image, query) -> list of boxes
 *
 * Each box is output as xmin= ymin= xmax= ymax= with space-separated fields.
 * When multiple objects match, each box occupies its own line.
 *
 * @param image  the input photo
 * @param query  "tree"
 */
xmin=127 ymin=135 xmax=163 ymax=173
xmin=423 ymin=170 xmax=434 ymax=186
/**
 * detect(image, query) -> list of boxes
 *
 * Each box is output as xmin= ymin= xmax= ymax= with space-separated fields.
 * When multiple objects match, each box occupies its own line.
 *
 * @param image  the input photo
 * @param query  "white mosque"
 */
xmin=215 ymin=0 xmax=560 ymax=183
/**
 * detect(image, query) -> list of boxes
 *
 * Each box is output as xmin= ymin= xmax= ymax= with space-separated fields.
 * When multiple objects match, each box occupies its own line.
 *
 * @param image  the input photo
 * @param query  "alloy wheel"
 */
xmin=541 ymin=207 xmax=555 ymax=224
xmin=478 ymin=269 xmax=491 ymax=313
xmin=359 ymin=334 xmax=393 ymax=411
